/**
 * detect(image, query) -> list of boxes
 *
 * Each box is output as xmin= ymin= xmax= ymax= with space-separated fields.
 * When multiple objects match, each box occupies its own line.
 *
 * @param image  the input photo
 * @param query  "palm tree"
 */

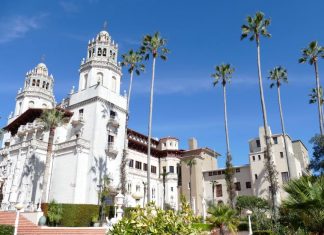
xmin=299 ymin=41 xmax=324 ymax=135
xmin=282 ymin=175 xmax=324 ymax=233
xmin=185 ymin=158 xmax=196 ymax=209
xmin=160 ymin=170 xmax=170 ymax=209
xmin=207 ymin=204 xmax=239 ymax=235
xmin=269 ymin=66 xmax=291 ymax=179
xmin=120 ymin=49 xmax=144 ymax=194
xmin=309 ymin=87 xmax=324 ymax=124
xmin=38 ymin=109 xmax=68 ymax=202
xmin=211 ymin=63 xmax=235 ymax=208
xmin=241 ymin=12 xmax=279 ymax=210
xmin=140 ymin=32 xmax=169 ymax=203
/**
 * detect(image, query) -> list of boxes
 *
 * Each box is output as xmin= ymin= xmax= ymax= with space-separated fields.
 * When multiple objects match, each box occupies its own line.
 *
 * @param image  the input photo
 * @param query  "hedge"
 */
xmin=0 ymin=225 xmax=14 ymax=235
xmin=41 ymin=203 xmax=127 ymax=227
xmin=253 ymin=230 xmax=275 ymax=235
xmin=192 ymin=223 xmax=213 ymax=231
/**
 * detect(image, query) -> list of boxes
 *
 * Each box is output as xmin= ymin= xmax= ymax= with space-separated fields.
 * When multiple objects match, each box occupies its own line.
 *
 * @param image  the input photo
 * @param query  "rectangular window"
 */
xmin=273 ymin=137 xmax=278 ymax=144
xmin=255 ymin=174 xmax=258 ymax=180
xmin=256 ymin=139 xmax=261 ymax=148
xmin=213 ymin=171 xmax=217 ymax=175
xmin=129 ymin=159 xmax=134 ymax=168
xmin=258 ymin=155 xmax=261 ymax=160
xmin=246 ymin=182 xmax=251 ymax=189
xmin=108 ymin=135 xmax=114 ymax=143
xmin=216 ymin=184 xmax=222 ymax=197
xmin=281 ymin=172 xmax=289 ymax=183
xmin=280 ymin=152 xmax=284 ymax=158
xmin=79 ymin=109 xmax=84 ymax=120
xmin=252 ymin=156 xmax=255 ymax=161
xmin=127 ymin=183 xmax=132 ymax=192
xmin=151 ymin=166 xmax=157 ymax=174
xmin=163 ymin=166 xmax=166 ymax=173
xmin=169 ymin=166 xmax=174 ymax=173
xmin=143 ymin=163 xmax=148 ymax=171
xmin=235 ymin=182 xmax=241 ymax=191
xmin=135 ymin=161 xmax=142 ymax=170
xmin=221 ymin=170 xmax=225 ymax=174
xmin=208 ymin=172 xmax=213 ymax=176
xmin=171 ymin=187 xmax=173 ymax=192
xmin=235 ymin=168 xmax=240 ymax=173
xmin=110 ymin=110 xmax=116 ymax=118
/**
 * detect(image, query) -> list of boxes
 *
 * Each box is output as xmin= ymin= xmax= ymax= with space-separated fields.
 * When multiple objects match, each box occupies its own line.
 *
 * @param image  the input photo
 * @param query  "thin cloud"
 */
xmin=0 ymin=14 xmax=47 ymax=44
xmin=59 ymin=1 xmax=79 ymax=13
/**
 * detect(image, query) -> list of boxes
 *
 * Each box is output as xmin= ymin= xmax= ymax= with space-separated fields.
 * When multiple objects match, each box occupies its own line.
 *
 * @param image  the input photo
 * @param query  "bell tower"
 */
xmin=10 ymin=62 xmax=55 ymax=123
xmin=78 ymin=23 xmax=121 ymax=94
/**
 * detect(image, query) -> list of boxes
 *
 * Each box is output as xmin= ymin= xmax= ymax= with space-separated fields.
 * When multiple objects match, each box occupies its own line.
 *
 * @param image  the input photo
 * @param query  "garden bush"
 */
xmin=192 ymin=223 xmax=213 ymax=231
xmin=0 ymin=225 xmax=14 ymax=235
xmin=253 ymin=230 xmax=275 ymax=235
xmin=42 ymin=203 xmax=129 ymax=227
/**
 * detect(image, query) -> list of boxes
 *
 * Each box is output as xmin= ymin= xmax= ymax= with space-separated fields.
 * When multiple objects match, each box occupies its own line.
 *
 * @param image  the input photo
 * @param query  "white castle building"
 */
xmin=0 ymin=27 xmax=309 ymax=214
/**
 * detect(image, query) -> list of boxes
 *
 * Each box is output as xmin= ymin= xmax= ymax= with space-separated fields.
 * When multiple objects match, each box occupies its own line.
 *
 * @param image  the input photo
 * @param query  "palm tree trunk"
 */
xmin=223 ymin=84 xmax=235 ymax=208
xmin=42 ymin=127 xmax=55 ymax=202
xmin=163 ymin=176 xmax=166 ymax=209
xmin=256 ymin=37 xmax=277 ymax=209
xmin=277 ymin=85 xmax=291 ymax=179
xmin=314 ymin=61 xmax=324 ymax=135
xmin=147 ymin=57 xmax=156 ymax=203
xmin=189 ymin=166 xmax=192 ymax=208
xmin=120 ymin=70 xmax=134 ymax=194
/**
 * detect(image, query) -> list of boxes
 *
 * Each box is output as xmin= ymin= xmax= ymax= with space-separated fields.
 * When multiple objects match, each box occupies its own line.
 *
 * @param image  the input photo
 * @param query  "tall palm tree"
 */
xmin=299 ymin=41 xmax=324 ymax=135
xmin=160 ymin=171 xmax=170 ymax=209
xmin=120 ymin=49 xmax=144 ymax=194
xmin=309 ymin=87 xmax=324 ymax=124
xmin=211 ymin=63 xmax=235 ymax=208
xmin=207 ymin=204 xmax=239 ymax=235
xmin=185 ymin=158 xmax=196 ymax=209
xmin=38 ymin=109 xmax=68 ymax=202
xmin=140 ymin=32 xmax=169 ymax=203
xmin=269 ymin=66 xmax=291 ymax=179
xmin=241 ymin=12 xmax=279 ymax=210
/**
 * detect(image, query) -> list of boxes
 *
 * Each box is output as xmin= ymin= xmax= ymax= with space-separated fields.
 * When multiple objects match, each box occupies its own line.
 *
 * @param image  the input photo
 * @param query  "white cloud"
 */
xmin=0 ymin=14 xmax=47 ymax=44
xmin=59 ymin=1 xmax=79 ymax=13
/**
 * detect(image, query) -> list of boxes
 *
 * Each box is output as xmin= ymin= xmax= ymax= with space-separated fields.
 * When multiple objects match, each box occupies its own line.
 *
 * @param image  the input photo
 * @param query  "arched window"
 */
xmin=18 ymin=102 xmax=22 ymax=114
xmin=46 ymin=83 xmax=49 ymax=90
xmin=32 ymin=79 xmax=36 ymax=86
xmin=36 ymin=80 xmax=40 ymax=87
xmin=97 ymin=72 xmax=103 ymax=85
xmin=98 ymin=48 xmax=102 ymax=56
xmin=42 ymin=103 xmax=47 ymax=108
xmin=83 ymin=74 xmax=88 ymax=90
xmin=89 ymin=50 xmax=91 ymax=58
xmin=28 ymin=101 xmax=35 ymax=108
xmin=92 ymin=48 xmax=95 ymax=54
xmin=111 ymin=76 xmax=117 ymax=92
xmin=42 ymin=81 xmax=46 ymax=88
xmin=103 ymin=48 xmax=107 ymax=56
xmin=113 ymin=52 xmax=116 ymax=60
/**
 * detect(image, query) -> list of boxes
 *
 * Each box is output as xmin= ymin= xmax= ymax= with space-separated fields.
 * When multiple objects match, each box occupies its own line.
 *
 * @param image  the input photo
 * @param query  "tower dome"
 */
xmin=10 ymin=62 xmax=55 ymax=121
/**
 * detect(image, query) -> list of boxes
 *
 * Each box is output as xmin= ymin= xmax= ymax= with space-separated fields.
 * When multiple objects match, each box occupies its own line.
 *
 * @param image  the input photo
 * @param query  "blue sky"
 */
xmin=1 ymin=0 xmax=324 ymax=167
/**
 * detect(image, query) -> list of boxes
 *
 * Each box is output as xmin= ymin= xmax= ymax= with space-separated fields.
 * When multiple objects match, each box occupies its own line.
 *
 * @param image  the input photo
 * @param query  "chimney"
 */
xmin=188 ymin=138 xmax=198 ymax=150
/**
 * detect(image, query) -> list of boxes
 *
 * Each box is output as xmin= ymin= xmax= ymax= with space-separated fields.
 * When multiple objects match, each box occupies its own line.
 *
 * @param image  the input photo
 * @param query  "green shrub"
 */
xmin=237 ymin=222 xmax=249 ymax=231
xmin=47 ymin=200 xmax=63 ymax=226
xmin=0 ymin=225 xmax=14 ymax=235
xmin=253 ymin=230 xmax=275 ymax=235
xmin=42 ymin=203 xmax=132 ymax=227
xmin=192 ymin=223 xmax=213 ymax=231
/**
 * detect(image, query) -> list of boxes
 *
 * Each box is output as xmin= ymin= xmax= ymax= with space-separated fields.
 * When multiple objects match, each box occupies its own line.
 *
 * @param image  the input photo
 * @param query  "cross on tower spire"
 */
xmin=41 ymin=54 xmax=46 ymax=63
xmin=103 ymin=20 xmax=108 ymax=31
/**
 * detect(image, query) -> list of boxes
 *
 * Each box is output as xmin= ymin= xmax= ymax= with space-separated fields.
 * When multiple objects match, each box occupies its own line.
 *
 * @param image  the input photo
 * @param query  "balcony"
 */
xmin=105 ymin=142 xmax=118 ymax=158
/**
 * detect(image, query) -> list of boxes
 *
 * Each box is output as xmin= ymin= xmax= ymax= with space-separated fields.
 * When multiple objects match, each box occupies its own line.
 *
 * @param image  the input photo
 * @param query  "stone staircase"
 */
xmin=0 ymin=211 xmax=106 ymax=235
